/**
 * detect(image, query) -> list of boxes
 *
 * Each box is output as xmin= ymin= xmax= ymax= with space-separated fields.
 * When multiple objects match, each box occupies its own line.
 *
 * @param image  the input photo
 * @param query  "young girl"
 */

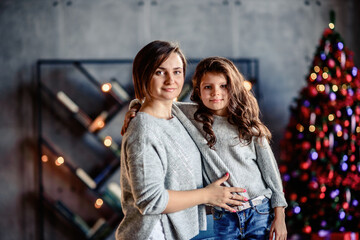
xmin=174 ymin=56 xmax=288 ymax=240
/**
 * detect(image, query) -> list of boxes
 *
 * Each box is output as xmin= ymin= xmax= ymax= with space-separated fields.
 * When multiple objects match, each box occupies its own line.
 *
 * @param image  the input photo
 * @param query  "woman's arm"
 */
xmin=164 ymin=173 xmax=247 ymax=213
xmin=125 ymin=120 xmax=246 ymax=215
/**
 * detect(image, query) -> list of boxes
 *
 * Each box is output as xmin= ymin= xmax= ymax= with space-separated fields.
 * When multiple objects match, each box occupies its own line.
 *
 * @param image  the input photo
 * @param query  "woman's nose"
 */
xmin=165 ymin=74 xmax=175 ymax=84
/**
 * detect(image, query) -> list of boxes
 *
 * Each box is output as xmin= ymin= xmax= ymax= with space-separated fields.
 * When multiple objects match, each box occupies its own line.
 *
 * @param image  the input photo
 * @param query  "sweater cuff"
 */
xmin=270 ymin=192 xmax=288 ymax=208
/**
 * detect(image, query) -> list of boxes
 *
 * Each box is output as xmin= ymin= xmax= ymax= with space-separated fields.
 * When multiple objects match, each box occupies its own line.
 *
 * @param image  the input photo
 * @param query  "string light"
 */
xmin=329 ymin=22 xmax=335 ymax=29
xmin=94 ymin=198 xmax=104 ymax=209
xmin=104 ymin=136 xmax=112 ymax=147
xmin=296 ymin=124 xmax=304 ymax=132
xmin=41 ymin=155 xmax=48 ymax=163
xmin=55 ymin=156 xmax=64 ymax=166
xmin=243 ymin=80 xmax=252 ymax=91
xmin=309 ymin=125 xmax=316 ymax=132
xmin=316 ymin=84 xmax=325 ymax=92
xmin=101 ymin=83 xmax=112 ymax=92
xmin=310 ymin=73 xmax=317 ymax=81
xmin=322 ymin=72 xmax=328 ymax=79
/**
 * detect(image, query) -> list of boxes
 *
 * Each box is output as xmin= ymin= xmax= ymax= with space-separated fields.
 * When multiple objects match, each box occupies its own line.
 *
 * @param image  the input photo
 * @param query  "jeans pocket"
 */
xmin=254 ymin=198 xmax=272 ymax=215
xmin=211 ymin=208 xmax=223 ymax=220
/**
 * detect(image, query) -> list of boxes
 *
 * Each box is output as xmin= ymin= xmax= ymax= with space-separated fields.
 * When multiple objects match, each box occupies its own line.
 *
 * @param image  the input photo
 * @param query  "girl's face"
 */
xmin=199 ymin=72 xmax=230 ymax=116
xmin=149 ymin=52 xmax=184 ymax=102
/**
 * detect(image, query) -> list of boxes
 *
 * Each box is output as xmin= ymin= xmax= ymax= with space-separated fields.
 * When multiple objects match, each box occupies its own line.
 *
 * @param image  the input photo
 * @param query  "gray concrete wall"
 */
xmin=1 ymin=0 xmax=359 ymax=239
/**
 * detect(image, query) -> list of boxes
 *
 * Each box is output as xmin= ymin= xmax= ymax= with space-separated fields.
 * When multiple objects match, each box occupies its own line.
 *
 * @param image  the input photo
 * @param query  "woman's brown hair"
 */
xmin=190 ymin=56 xmax=271 ymax=149
xmin=132 ymin=40 xmax=187 ymax=101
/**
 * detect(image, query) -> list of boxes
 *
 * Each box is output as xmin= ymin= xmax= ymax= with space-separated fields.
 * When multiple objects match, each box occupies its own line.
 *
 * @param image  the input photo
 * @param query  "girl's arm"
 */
xmin=269 ymin=207 xmax=287 ymax=240
xmin=254 ymin=137 xmax=288 ymax=208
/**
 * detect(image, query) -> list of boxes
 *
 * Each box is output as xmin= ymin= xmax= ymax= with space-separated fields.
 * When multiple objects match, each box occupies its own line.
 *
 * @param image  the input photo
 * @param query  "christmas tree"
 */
xmin=280 ymin=11 xmax=360 ymax=237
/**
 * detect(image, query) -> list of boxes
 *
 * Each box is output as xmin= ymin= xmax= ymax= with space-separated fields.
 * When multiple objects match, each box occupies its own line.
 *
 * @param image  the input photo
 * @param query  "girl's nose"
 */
xmin=211 ymin=87 xmax=219 ymax=96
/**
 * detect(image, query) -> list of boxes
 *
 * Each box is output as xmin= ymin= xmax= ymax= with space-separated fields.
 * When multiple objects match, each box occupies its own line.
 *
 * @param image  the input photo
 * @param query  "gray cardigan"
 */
xmin=172 ymin=102 xmax=287 ymax=208
xmin=116 ymin=112 xmax=206 ymax=240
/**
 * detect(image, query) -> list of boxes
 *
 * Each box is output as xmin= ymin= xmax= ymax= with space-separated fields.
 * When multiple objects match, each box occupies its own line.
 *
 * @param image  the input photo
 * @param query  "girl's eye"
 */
xmin=204 ymin=86 xmax=211 ymax=89
xmin=221 ymin=84 xmax=227 ymax=88
xmin=174 ymin=70 xmax=182 ymax=75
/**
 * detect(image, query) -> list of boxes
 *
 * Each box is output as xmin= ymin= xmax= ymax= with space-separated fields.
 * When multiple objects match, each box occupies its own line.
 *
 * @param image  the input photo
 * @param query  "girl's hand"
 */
xmin=269 ymin=207 xmax=287 ymax=240
xmin=204 ymin=173 xmax=247 ymax=212
xmin=121 ymin=105 xmax=141 ymax=135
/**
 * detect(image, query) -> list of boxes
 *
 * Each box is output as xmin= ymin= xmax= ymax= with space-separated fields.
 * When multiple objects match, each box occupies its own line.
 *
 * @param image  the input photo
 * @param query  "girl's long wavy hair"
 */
xmin=190 ymin=56 xmax=271 ymax=149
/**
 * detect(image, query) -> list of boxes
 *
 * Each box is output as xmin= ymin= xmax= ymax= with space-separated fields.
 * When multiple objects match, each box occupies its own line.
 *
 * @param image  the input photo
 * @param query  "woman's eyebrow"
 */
xmin=157 ymin=66 xmax=183 ymax=70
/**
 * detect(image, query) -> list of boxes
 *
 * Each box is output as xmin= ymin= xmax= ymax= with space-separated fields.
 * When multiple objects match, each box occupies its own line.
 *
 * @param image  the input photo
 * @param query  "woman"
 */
xmin=116 ymin=41 xmax=245 ymax=240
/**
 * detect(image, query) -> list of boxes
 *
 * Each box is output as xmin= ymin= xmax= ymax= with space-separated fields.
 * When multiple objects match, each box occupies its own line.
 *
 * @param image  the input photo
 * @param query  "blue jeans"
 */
xmin=211 ymin=198 xmax=274 ymax=240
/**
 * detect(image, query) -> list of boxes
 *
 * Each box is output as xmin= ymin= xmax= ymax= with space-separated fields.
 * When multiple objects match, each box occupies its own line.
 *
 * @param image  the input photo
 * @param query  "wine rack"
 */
xmin=37 ymin=59 xmax=133 ymax=240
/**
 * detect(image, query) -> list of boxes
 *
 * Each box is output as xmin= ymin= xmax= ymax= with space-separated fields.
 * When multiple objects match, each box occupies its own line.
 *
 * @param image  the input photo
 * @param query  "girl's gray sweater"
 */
xmin=173 ymin=102 xmax=287 ymax=209
xmin=116 ymin=112 xmax=206 ymax=240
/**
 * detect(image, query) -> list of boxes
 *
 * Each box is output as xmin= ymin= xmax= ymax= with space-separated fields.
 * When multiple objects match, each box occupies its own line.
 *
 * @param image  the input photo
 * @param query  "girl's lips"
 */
xmin=210 ymin=99 xmax=222 ymax=103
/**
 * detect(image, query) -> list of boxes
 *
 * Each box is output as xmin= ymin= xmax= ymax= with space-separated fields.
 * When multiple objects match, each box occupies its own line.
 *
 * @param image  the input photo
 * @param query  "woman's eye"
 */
xmin=204 ymin=86 xmax=211 ymax=89
xmin=221 ymin=84 xmax=227 ymax=88
xmin=155 ymin=70 xmax=164 ymax=75
xmin=174 ymin=70 xmax=182 ymax=75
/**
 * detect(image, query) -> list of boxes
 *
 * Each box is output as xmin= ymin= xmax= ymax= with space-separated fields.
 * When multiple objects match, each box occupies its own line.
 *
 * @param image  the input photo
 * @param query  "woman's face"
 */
xmin=199 ymin=72 xmax=230 ymax=116
xmin=148 ymin=52 xmax=184 ymax=102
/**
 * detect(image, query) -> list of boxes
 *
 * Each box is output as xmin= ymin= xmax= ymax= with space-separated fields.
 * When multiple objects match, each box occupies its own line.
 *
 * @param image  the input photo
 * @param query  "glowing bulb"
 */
xmin=41 ymin=155 xmax=48 ymax=163
xmin=339 ymin=210 xmax=346 ymax=220
xmin=55 ymin=156 xmax=64 ymax=166
xmin=316 ymin=84 xmax=325 ymax=92
xmin=97 ymin=120 xmax=105 ymax=129
xmin=309 ymin=125 xmax=316 ymax=132
xmin=314 ymin=66 xmax=320 ymax=73
xmin=310 ymin=73 xmax=317 ymax=81
xmin=341 ymin=162 xmax=348 ymax=171
xmin=352 ymin=67 xmax=358 ymax=77
xmin=294 ymin=206 xmax=301 ymax=214
xmin=329 ymin=92 xmax=336 ymax=101
xmin=104 ymin=136 xmax=112 ymax=147
xmin=329 ymin=23 xmax=335 ymax=29
xmin=95 ymin=198 xmax=103 ymax=209
xmin=322 ymin=72 xmax=328 ymax=79
xmin=296 ymin=124 xmax=304 ymax=132
xmin=101 ymin=83 xmax=112 ymax=92
xmin=243 ymin=80 xmax=252 ymax=91
xmin=332 ymin=85 xmax=338 ymax=92
xmin=310 ymin=151 xmax=318 ymax=160
xmin=328 ymin=114 xmax=335 ymax=121
xmin=346 ymin=107 xmax=353 ymax=116
xmin=337 ymin=42 xmax=344 ymax=50
xmin=330 ymin=189 xmax=339 ymax=198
